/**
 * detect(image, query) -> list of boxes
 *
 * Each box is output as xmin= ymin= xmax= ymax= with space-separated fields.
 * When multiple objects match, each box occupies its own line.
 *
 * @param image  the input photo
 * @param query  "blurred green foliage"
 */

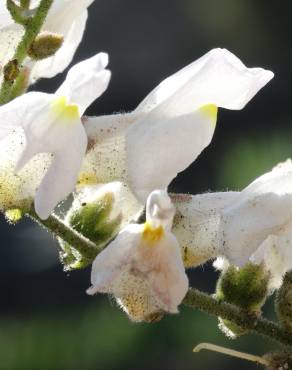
xmin=217 ymin=130 xmax=292 ymax=190
xmin=0 ymin=299 xmax=276 ymax=370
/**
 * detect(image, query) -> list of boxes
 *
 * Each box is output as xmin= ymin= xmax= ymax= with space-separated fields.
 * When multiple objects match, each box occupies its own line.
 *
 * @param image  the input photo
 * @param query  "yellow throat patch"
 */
xmin=142 ymin=222 xmax=164 ymax=244
xmin=51 ymin=96 xmax=80 ymax=120
xmin=199 ymin=104 xmax=218 ymax=127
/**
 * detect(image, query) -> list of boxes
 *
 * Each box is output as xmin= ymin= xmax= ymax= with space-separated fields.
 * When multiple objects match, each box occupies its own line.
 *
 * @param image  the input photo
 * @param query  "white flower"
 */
xmin=198 ymin=160 xmax=292 ymax=290
xmin=167 ymin=160 xmax=292 ymax=287
xmin=87 ymin=190 xmax=188 ymax=321
xmin=84 ymin=48 xmax=273 ymax=202
xmin=0 ymin=52 xmax=111 ymax=219
xmin=219 ymin=160 xmax=292 ymax=268
xmin=126 ymin=48 xmax=273 ymax=201
xmin=0 ymin=0 xmax=94 ymax=82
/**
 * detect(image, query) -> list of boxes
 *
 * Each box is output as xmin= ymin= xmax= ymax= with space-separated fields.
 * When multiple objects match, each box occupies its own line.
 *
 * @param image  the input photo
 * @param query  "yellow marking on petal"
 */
xmin=199 ymin=104 xmax=218 ymax=127
xmin=51 ymin=96 xmax=80 ymax=121
xmin=77 ymin=172 xmax=98 ymax=187
xmin=142 ymin=221 xmax=164 ymax=244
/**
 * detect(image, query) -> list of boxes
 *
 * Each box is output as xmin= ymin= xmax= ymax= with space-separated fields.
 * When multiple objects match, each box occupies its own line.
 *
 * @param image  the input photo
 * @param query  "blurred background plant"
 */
xmin=0 ymin=0 xmax=289 ymax=369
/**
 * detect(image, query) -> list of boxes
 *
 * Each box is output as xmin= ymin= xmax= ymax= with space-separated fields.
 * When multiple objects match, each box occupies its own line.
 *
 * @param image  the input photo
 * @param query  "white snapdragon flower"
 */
xmin=0 ymin=52 xmax=111 ymax=219
xmin=87 ymin=190 xmax=188 ymax=321
xmin=167 ymin=160 xmax=292 ymax=283
xmin=176 ymin=160 xmax=292 ymax=290
xmin=219 ymin=160 xmax=292 ymax=269
xmin=0 ymin=0 xmax=95 ymax=82
xmin=84 ymin=48 xmax=273 ymax=202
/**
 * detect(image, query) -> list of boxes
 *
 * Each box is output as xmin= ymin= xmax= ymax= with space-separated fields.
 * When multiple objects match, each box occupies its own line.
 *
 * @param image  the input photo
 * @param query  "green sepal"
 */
xmin=59 ymin=192 xmax=122 ymax=271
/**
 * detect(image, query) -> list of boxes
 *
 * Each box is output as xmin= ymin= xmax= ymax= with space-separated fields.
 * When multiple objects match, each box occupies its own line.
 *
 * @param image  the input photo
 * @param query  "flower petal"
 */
xmin=250 ymin=228 xmax=292 ymax=291
xmin=0 ymin=3 xmax=13 ymax=29
xmin=56 ymin=53 xmax=111 ymax=114
xmin=81 ymin=112 xmax=143 ymax=185
xmin=87 ymin=224 xmax=142 ymax=295
xmin=136 ymin=48 xmax=273 ymax=113
xmin=172 ymin=192 xmax=239 ymax=268
xmin=126 ymin=107 xmax=217 ymax=201
xmin=220 ymin=160 xmax=292 ymax=266
xmin=30 ymin=11 xmax=88 ymax=82
xmin=145 ymin=232 xmax=188 ymax=313
xmin=0 ymin=92 xmax=52 ymax=140
xmin=34 ymin=119 xmax=87 ymax=219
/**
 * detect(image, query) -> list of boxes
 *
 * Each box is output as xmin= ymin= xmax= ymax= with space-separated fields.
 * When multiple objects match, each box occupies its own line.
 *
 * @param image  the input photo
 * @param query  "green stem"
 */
xmin=27 ymin=210 xmax=100 ymax=259
xmin=183 ymin=288 xmax=292 ymax=348
xmin=26 ymin=206 xmax=292 ymax=348
xmin=14 ymin=0 xmax=53 ymax=63
xmin=0 ymin=0 xmax=54 ymax=104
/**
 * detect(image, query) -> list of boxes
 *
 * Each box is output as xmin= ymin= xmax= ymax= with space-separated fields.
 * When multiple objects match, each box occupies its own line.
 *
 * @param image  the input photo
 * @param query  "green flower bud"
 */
xmin=28 ymin=33 xmax=64 ymax=60
xmin=59 ymin=192 xmax=121 ymax=270
xmin=216 ymin=263 xmax=269 ymax=338
xmin=275 ymin=271 xmax=292 ymax=332
xmin=59 ymin=183 xmax=141 ymax=271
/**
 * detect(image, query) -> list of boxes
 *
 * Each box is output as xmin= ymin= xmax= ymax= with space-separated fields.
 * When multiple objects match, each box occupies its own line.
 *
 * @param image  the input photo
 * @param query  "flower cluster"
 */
xmin=3 ymin=0 xmax=292 ymax=335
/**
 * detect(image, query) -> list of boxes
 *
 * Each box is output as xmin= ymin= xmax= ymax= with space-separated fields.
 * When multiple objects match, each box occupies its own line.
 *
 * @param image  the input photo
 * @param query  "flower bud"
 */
xmin=216 ymin=263 xmax=269 ymax=338
xmin=275 ymin=271 xmax=292 ymax=332
xmin=59 ymin=182 xmax=141 ymax=270
xmin=28 ymin=33 xmax=64 ymax=60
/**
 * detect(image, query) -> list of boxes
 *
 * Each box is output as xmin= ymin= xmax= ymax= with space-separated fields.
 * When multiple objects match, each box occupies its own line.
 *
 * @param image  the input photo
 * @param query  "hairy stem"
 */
xmin=27 ymin=210 xmax=101 ymax=259
xmin=183 ymin=288 xmax=292 ymax=347
xmin=0 ymin=0 xmax=54 ymax=104
xmin=26 ymin=205 xmax=292 ymax=348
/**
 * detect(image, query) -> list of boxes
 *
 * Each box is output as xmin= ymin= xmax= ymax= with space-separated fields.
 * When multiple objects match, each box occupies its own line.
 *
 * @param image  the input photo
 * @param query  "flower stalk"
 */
xmin=0 ymin=0 xmax=54 ymax=104
xmin=184 ymin=288 xmax=292 ymax=347
xmin=27 ymin=210 xmax=101 ymax=259
xmin=25 ymin=206 xmax=292 ymax=348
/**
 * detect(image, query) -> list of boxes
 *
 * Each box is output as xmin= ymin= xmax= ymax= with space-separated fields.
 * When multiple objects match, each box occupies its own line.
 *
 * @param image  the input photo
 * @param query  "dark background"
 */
xmin=0 ymin=0 xmax=290 ymax=369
